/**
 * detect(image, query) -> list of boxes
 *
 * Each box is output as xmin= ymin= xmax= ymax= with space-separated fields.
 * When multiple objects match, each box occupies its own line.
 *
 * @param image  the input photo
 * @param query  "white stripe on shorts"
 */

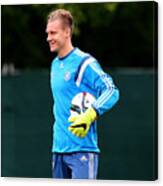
xmin=89 ymin=153 xmax=94 ymax=179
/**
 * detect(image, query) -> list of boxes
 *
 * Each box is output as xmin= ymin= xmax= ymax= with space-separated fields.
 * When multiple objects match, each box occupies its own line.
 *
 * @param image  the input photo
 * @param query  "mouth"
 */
xmin=49 ymin=41 xmax=56 ymax=47
xmin=49 ymin=41 xmax=58 ymax=52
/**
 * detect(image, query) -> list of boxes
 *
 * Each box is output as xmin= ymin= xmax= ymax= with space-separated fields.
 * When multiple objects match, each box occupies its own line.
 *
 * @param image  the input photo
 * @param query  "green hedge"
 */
xmin=1 ymin=69 xmax=157 ymax=180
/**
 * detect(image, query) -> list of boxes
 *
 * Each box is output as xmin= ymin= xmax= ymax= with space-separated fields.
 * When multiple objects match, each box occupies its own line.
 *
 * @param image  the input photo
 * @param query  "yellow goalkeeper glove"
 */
xmin=68 ymin=107 xmax=97 ymax=138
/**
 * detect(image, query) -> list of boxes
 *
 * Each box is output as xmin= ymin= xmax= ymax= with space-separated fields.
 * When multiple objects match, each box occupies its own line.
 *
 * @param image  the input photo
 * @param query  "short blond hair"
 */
xmin=47 ymin=9 xmax=73 ymax=33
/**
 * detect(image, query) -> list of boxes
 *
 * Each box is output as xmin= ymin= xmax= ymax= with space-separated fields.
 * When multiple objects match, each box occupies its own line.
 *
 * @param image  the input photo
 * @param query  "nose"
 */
xmin=47 ymin=34 xmax=51 ymax=42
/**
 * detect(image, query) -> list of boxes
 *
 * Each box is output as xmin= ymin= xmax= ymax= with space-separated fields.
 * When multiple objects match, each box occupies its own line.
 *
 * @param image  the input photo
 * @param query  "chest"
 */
xmin=50 ymin=60 xmax=79 ymax=92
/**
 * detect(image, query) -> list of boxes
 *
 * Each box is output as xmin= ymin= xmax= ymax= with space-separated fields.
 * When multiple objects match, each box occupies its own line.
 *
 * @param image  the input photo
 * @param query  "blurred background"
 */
xmin=1 ymin=2 xmax=157 ymax=70
xmin=1 ymin=2 xmax=158 ymax=180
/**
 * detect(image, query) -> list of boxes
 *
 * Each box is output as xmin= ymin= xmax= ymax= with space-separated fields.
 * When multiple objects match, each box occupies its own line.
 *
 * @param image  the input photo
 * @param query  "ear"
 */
xmin=65 ymin=27 xmax=71 ymax=38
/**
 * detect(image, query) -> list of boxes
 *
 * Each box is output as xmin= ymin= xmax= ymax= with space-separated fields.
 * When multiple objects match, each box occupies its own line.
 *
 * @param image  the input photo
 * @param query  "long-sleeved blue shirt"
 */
xmin=50 ymin=47 xmax=119 ymax=153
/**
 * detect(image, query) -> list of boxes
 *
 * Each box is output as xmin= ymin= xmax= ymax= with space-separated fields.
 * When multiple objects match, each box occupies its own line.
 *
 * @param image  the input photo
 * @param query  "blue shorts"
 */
xmin=52 ymin=152 xmax=99 ymax=179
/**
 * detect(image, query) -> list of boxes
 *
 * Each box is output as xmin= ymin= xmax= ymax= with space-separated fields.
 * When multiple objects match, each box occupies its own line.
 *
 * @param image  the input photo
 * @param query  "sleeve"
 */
xmin=75 ymin=56 xmax=120 ymax=116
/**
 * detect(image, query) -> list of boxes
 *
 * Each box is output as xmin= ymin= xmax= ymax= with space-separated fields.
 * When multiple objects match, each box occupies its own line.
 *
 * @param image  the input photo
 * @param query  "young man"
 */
xmin=46 ymin=9 xmax=119 ymax=179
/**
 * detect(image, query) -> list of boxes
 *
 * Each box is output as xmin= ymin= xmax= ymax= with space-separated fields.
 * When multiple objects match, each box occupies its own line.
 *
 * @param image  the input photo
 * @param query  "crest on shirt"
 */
xmin=64 ymin=71 xmax=71 ymax=81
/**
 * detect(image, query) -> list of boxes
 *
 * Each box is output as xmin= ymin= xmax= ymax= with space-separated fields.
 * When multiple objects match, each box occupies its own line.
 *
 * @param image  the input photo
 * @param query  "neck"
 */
xmin=58 ymin=41 xmax=74 ymax=58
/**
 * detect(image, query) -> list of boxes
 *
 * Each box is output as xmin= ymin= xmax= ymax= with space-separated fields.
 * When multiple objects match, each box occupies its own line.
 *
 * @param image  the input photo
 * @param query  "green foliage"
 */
xmin=1 ymin=2 xmax=157 ymax=69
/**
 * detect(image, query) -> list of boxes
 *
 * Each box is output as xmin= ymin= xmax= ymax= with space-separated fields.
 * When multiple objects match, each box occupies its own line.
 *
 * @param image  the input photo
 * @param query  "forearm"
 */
xmin=92 ymin=87 xmax=120 ymax=116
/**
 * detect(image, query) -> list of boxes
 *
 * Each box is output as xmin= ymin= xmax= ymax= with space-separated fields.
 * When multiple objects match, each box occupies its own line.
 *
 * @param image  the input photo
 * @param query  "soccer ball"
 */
xmin=70 ymin=92 xmax=96 ymax=116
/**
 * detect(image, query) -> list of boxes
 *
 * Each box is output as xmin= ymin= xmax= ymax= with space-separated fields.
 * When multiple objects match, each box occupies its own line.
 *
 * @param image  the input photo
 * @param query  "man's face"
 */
xmin=46 ymin=19 xmax=69 ymax=53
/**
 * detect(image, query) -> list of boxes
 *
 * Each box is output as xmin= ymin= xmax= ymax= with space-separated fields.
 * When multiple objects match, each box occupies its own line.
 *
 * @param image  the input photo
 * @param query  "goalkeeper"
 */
xmin=46 ymin=9 xmax=120 ymax=179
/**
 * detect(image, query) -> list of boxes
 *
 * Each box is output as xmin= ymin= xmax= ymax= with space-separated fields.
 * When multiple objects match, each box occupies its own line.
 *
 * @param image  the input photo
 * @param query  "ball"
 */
xmin=70 ymin=92 xmax=96 ymax=116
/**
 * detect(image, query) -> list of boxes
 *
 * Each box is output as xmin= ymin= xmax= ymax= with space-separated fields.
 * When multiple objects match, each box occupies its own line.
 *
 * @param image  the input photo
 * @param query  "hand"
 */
xmin=68 ymin=107 xmax=97 ymax=138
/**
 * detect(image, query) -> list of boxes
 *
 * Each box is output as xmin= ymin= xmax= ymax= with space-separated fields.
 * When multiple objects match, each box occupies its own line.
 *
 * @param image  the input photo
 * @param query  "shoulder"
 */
xmin=53 ymin=56 xmax=59 ymax=63
xmin=73 ymin=48 xmax=90 ymax=59
xmin=74 ymin=48 xmax=99 ymax=66
xmin=51 ymin=56 xmax=59 ymax=67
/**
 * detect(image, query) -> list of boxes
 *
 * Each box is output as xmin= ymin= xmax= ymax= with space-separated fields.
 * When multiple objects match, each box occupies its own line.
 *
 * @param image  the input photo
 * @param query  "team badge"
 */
xmin=64 ymin=71 xmax=71 ymax=81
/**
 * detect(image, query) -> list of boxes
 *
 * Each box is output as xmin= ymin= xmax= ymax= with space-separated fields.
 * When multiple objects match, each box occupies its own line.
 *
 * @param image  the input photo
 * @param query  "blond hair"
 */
xmin=47 ymin=9 xmax=73 ymax=33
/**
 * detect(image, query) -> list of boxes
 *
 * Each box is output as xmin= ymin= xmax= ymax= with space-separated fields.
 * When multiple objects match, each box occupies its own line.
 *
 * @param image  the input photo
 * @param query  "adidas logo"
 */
xmin=80 ymin=155 xmax=88 ymax=162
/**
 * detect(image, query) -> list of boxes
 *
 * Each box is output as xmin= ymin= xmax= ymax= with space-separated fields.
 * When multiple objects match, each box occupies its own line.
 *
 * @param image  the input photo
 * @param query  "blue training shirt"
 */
xmin=50 ymin=48 xmax=119 ymax=153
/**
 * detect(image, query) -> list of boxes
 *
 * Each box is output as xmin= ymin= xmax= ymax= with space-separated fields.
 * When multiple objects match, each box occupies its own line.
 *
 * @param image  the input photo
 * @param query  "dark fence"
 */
xmin=1 ymin=69 xmax=157 ymax=180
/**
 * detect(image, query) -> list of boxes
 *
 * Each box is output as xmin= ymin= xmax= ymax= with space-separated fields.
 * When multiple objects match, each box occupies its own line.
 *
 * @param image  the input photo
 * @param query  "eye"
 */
xmin=51 ymin=31 xmax=57 ymax=35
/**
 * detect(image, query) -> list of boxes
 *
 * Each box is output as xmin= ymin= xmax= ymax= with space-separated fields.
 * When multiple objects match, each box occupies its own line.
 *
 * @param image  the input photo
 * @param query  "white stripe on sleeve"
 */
xmin=89 ymin=62 xmax=116 ymax=108
xmin=76 ymin=57 xmax=95 ymax=87
xmin=94 ymin=88 xmax=115 ymax=108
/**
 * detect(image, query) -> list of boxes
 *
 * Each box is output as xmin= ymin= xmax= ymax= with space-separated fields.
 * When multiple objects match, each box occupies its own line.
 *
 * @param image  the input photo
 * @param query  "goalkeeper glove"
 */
xmin=68 ymin=107 xmax=97 ymax=138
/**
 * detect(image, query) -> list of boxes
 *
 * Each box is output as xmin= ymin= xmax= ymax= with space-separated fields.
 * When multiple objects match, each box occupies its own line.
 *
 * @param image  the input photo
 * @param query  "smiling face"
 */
xmin=46 ymin=19 xmax=70 ymax=53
